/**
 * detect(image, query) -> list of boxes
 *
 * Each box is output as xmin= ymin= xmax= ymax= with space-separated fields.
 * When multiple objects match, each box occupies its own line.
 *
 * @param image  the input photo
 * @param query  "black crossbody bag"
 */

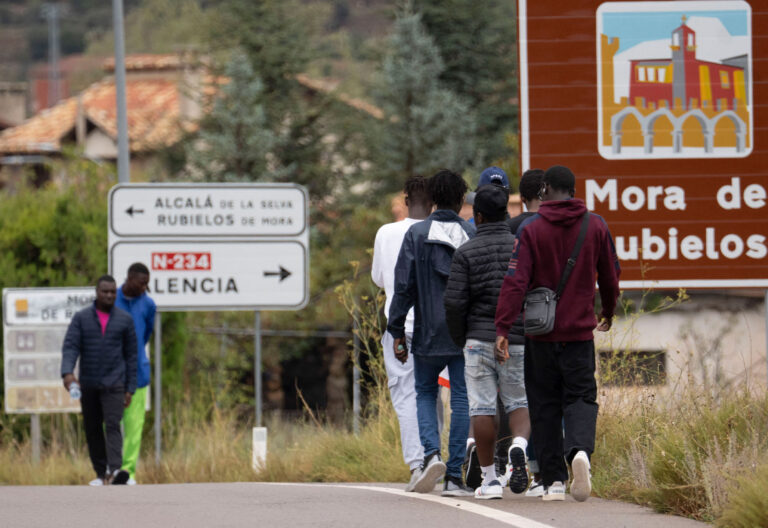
xmin=523 ymin=212 xmax=590 ymax=335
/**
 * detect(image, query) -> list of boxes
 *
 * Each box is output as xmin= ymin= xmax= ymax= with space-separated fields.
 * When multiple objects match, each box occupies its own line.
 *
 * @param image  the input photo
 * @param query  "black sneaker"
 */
xmin=507 ymin=445 xmax=529 ymax=494
xmin=412 ymin=451 xmax=446 ymax=494
xmin=464 ymin=442 xmax=482 ymax=490
xmin=442 ymin=475 xmax=474 ymax=497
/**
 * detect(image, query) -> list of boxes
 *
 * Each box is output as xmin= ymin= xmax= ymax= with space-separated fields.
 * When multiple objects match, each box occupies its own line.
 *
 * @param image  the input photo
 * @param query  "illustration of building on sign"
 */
xmin=597 ymin=2 xmax=752 ymax=159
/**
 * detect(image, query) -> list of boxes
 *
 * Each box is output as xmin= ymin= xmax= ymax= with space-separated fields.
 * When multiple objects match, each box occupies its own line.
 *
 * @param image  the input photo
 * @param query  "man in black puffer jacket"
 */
xmin=62 ymin=275 xmax=137 ymax=486
xmin=445 ymin=185 xmax=531 ymax=500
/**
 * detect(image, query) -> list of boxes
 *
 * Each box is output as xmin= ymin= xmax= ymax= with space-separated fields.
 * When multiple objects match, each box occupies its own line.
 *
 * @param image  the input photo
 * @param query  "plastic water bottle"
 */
xmin=69 ymin=382 xmax=81 ymax=400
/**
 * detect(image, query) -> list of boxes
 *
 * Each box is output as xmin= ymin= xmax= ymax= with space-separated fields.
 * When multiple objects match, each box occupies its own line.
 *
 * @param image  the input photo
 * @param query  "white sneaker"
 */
xmin=127 ymin=478 xmax=137 ymax=486
xmin=412 ymin=452 xmax=446 ymax=493
xmin=570 ymin=451 xmax=592 ymax=502
xmin=474 ymin=479 xmax=503 ymax=500
xmin=525 ymin=478 xmax=545 ymax=497
xmin=405 ymin=467 xmax=421 ymax=492
xmin=88 ymin=478 xmax=104 ymax=486
xmin=542 ymin=481 xmax=566 ymax=501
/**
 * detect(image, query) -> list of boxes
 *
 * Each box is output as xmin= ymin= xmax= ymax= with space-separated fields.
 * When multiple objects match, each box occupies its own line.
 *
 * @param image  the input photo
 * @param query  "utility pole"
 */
xmin=41 ymin=3 xmax=61 ymax=108
xmin=112 ymin=0 xmax=130 ymax=183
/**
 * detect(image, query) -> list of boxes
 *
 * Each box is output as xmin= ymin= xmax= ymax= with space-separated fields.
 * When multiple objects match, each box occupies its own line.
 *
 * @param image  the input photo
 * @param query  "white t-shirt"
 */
xmin=371 ymin=218 xmax=421 ymax=333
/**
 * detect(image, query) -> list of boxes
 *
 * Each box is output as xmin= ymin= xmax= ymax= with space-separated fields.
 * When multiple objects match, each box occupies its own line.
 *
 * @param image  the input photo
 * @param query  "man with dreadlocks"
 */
xmin=388 ymin=169 xmax=476 ymax=497
xmin=372 ymin=175 xmax=433 ymax=492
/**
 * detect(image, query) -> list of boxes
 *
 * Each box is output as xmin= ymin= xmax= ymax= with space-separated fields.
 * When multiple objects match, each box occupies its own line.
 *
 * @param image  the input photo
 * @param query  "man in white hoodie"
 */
xmin=372 ymin=176 xmax=433 ymax=491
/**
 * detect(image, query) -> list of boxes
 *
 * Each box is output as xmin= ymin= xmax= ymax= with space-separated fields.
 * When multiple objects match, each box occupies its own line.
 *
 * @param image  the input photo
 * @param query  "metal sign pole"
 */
xmin=352 ymin=310 xmax=361 ymax=435
xmin=154 ymin=312 xmax=162 ymax=464
xmin=31 ymin=415 xmax=41 ymax=465
xmin=254 ymin=311 xmax=262 ymax=427
xmin=112 ymin=0 xmax=130 ymax=183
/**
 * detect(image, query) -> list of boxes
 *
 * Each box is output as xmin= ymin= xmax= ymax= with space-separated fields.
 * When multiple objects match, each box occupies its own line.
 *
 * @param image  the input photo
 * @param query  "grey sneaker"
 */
xmin=442 ymin=475 xmax=474 ymax=497
xmin=405 ymin=467 xmax=422 ymax=492
xmin=412 ymin=452 xmax=446 ymax=493
xmin=570 ymin=451 xmax=592 ymax=502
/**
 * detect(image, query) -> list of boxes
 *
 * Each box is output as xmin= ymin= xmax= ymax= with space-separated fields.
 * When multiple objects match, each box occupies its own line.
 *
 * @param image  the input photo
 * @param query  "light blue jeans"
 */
xmin=464 ymin=340 xmax=527 ymax=416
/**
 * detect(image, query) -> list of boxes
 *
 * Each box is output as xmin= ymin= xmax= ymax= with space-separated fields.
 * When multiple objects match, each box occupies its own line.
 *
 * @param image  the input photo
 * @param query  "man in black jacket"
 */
xmin=61 ymin=275 xmax=138 ymax=486
xmin=445 ymin=185 xmax=531 ymax=500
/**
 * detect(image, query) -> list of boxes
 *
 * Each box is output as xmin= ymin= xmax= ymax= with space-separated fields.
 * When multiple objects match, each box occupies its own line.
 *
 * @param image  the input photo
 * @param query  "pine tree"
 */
xmin=186 ymin=51 xmax=278 ymax=182
xmin=376 ymin=8 xmax=476 ymax=186
xmin=414 ymin=0 xmax=517 ymax=162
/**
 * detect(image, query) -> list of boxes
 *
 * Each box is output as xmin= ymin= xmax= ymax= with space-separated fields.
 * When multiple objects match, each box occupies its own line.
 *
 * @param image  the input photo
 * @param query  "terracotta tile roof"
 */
xmin=0 ymin=77 xmax=182 ymax=155
xmin=0 ymin=98 xmax=77 ymax=153
xmin=103 ymin=54 xmax=184 ymax=72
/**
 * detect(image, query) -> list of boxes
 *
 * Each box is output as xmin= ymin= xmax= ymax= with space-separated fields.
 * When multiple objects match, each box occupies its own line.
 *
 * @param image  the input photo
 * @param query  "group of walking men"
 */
xmin=373 ymin=165 xmax=621 ymax=500
xmin=61 ymin=263 xmax=156 ymax=486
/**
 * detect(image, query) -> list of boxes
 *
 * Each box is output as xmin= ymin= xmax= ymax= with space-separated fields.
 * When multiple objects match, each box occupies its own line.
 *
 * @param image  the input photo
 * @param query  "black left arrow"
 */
xmin=126 ymin=206 xmax=145 ymax=217
xmin=263 ymin=266 xmax=291 ymax=282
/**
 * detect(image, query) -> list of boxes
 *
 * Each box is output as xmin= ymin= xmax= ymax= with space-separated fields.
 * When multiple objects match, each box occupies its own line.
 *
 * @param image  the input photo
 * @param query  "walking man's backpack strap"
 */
xmin=523 ymin=212 xmax=590 ymax=335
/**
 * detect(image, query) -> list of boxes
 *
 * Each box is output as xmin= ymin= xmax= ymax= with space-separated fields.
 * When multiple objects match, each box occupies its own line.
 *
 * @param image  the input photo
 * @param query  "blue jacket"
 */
xmin=61 ymin=303 xmax=138 ymax=393
xmin=115 ymin=287 xmax=156 ymax=389
xmin=387 ymin=209 xmax=476 ymax=356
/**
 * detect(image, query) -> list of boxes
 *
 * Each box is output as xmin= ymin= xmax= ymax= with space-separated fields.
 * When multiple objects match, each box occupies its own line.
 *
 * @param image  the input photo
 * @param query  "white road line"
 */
xmin=330 ymin=485 xmax=556 ymax=528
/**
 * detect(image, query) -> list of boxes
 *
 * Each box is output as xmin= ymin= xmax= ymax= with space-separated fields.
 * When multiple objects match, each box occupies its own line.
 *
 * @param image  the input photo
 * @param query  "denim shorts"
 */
xmin=464 ymin=339 xmax=527 ymax=417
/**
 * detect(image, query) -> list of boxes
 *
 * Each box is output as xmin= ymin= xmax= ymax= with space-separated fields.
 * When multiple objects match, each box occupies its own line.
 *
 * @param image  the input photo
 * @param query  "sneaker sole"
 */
xmin=570 ymin=456 xmax=591 ymax=502
xmin=465 ymin=447 xmax=482 ymax=490
xmin=508 ymin=447 xmax=529 ymax=494
xmin=442 ymin=488 xmax=474 ymax=497
xmin=542 ymin=492 xmax=565 ymax=501
xmin=413 ymin=461 xmax=446 ymax=494
xmin=474 ymin=491 xmax=503 ymax=500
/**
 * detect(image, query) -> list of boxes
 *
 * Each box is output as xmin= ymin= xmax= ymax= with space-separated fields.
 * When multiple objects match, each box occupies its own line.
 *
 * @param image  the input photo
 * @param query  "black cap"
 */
xmin=473 ymin=184 xmax=509 ymax=220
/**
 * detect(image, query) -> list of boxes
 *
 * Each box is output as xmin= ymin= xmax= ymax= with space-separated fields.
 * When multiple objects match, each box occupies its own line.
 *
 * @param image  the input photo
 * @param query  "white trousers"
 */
xmin=382 ymin=331 xmax=423 ymax=470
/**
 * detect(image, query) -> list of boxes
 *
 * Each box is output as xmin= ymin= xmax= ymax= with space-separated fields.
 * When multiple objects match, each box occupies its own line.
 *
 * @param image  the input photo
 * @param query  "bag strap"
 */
xmin=554 ymin=212 xmax=590 ymax=299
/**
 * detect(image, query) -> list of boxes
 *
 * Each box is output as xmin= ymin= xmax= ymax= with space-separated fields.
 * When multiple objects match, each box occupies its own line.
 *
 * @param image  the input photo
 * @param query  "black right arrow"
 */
xmin=264 ymin=266 xmax=291 ymax=282
xmin=126 ymin=206 xmax=145 ymax=217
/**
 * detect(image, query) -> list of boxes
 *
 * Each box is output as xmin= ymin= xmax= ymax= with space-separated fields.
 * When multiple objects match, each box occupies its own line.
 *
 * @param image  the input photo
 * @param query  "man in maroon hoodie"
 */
xmin=494 ymin=165 xmax=620 ymax=502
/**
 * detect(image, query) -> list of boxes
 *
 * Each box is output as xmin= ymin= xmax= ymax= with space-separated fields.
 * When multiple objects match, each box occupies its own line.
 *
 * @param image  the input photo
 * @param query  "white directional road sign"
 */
xmin=110 ymin=184 xmax=306 ymax=237
xmin=108 ymin=183 xmax=309 ymax=311
xmin=3 ymin=288 xmax=94 ymax=413
xmin=111 ymin=241 xmax=307 ymax=310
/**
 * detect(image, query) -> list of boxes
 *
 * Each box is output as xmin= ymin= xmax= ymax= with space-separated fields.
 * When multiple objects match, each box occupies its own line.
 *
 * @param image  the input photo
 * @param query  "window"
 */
xmin=637 ymin=66 xmax=646 ymax=82
xmin=720 ymin=71 xmax=730 ymax=89
xmin=598 ymin=349 xmax=666 ymax=386
xmin=648 ymin=67 xmax=656 ymax=82
xmin=688 ymin=33 xmax=694 ymax=47
xmin=672 ymin=33 xmax=680 ymax=47
xmin=658 ymin=68 xmax=666 ymax=83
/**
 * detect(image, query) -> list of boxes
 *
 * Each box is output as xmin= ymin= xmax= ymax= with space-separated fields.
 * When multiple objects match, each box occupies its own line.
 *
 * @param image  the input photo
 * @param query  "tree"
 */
xmin=186 ymin=51 xmax=280 ymax=182
xmin=375 ymin=7 xmax=476 ymax=188
xmin=413 ymin=0 xmax=518 ymax=163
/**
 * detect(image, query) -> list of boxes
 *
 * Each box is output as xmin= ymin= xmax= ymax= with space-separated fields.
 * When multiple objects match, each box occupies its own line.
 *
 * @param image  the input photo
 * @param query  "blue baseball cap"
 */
xmin=478 ymin=166 xmax=509 ymax=189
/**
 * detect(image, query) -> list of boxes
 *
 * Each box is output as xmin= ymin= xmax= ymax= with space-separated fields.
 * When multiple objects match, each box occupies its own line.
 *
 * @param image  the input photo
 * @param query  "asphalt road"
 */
xmin=0 ymin=482 xmax=709 ymax=528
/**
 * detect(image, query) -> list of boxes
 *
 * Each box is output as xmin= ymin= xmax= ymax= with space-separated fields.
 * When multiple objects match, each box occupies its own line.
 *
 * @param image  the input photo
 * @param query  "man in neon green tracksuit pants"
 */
xmin=116 ymin=262 xmax=156 ymax=485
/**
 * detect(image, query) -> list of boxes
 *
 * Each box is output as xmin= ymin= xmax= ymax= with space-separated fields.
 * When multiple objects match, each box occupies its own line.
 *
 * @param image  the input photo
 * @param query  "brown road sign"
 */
xmin=518 ymin=0 xmax=766 ymax=288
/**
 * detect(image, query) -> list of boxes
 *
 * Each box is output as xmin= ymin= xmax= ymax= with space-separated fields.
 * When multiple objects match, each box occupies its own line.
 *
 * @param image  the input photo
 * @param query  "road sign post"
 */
xmin=108 ymin=183 xmax=310 ymax=466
